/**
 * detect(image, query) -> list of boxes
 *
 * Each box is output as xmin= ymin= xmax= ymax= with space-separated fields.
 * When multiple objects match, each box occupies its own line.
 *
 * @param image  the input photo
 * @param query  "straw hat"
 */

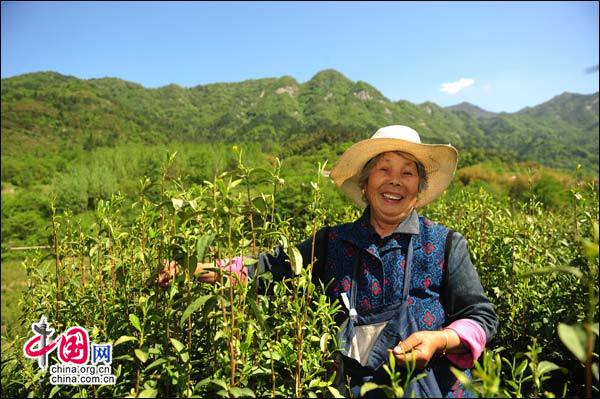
xmin=330 ymin=125 xmax=458 ymax=208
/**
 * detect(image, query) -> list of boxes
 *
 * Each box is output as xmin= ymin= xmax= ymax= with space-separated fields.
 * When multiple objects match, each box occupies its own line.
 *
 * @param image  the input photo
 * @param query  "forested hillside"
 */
xmin=2 ymin=70 xmax=598 ymax=172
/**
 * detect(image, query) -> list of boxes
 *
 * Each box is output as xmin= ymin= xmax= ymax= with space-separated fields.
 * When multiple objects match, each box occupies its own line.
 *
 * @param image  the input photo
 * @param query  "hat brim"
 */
xmin=330 ymin=138 xmax=458 ymax=208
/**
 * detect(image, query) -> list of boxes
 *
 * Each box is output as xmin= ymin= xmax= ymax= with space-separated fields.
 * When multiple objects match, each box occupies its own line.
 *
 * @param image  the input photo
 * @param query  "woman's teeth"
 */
xmin=382 ymin=193 xmax=402 ymax=200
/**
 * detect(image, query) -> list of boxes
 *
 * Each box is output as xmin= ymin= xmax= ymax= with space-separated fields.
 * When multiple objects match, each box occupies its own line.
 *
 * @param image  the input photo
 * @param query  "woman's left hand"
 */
xmin=390 ymin=330 xmax=446 ymax=369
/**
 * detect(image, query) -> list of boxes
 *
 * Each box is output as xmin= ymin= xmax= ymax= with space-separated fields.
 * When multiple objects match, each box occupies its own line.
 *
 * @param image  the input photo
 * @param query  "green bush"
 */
xmin=1 ymin=153 xmax=597 ymax=398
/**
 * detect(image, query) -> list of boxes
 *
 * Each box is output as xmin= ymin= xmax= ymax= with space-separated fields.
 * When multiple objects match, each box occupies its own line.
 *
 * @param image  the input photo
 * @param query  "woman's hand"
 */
xmin=390 ymin=329 xmax=461 ymax=369
xmin=157 ymin=259 xmax=239 ymax=287
xmin=157 ymin=260 xmax=180 ymax=287
xmin=195 ymin=262 xmax=218 ymax=283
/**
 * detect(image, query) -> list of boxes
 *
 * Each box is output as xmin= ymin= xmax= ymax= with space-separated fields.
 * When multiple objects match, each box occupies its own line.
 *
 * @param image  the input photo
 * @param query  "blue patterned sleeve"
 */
xmin=442 ymin=231 xmax=499 ymax=344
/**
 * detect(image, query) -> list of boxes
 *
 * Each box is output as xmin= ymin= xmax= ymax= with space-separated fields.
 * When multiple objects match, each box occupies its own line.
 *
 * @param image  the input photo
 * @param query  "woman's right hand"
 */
xmin=157 ymin=260 xmax=220 ymax=287
xmin=195 ymin=262 xmax=218 ymax=283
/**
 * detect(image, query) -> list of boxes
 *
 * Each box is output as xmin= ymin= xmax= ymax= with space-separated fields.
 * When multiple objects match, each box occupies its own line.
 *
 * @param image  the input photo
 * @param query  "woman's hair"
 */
xmin=358 ymin=151 xmax=428 ymax=203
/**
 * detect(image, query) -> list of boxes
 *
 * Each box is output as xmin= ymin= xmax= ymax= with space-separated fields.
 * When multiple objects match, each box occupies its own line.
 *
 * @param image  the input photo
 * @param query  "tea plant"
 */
xmin=359 ymin=351 xmax=424 ymax=398
xmin=1 ymin=153 xmax=598 ymax=398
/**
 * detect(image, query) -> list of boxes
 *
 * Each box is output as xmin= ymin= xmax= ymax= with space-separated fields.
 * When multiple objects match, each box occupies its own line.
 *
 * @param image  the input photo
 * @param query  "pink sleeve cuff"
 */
xmin=216 ymin=256 xmax=247 ymax=284
xmin=445 ymin=319 xmax=487 ymax=369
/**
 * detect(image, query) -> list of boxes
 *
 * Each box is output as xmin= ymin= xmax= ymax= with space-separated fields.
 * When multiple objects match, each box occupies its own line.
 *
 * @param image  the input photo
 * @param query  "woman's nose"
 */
xmin=388 ymin=177 xmax=402 ymax=186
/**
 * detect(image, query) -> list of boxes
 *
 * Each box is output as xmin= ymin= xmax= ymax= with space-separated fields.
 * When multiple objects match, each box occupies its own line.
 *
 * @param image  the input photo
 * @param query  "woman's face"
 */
xmin=365 ymin=152 xmax=420 ymax=227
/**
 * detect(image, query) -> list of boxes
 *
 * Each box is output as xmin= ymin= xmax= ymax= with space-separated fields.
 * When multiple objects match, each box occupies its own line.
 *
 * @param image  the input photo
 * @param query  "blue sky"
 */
xmin=1 ymin=1 xmax=598 ymax=112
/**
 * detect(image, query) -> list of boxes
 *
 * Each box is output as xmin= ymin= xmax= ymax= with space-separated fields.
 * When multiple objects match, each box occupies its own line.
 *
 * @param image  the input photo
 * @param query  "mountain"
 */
xmin=1 ymin=70 xmax=598 ymax=173
xmin=517 ymin=91 xmax=599 ymax=124
xmin=445 ymin=102 xmax=498 ymax=119
xmin=475 ymin=92 xmax=599 ymax=172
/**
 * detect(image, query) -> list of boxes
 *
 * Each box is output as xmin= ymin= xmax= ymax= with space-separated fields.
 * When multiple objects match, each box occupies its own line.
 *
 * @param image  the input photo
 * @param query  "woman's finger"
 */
xmin=398 ymin=333 xmax=423 ymax=351
xmin=393 ymin=341 xmax=406 ymax=355
xmin=390 ymin=347 xmax=428 ymax=369
xmin=197 ymin=269 xmax=217 ymax=283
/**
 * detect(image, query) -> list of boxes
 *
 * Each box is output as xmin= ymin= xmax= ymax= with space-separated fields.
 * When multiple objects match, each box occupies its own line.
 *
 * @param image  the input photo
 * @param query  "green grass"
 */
xmin=1 ymin=259 xmax=28 ymax=337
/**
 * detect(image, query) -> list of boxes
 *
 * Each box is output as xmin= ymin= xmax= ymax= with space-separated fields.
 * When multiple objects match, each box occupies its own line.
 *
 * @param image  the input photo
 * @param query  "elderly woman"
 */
xmin=159 ymin=125 xmax=498 ymax=398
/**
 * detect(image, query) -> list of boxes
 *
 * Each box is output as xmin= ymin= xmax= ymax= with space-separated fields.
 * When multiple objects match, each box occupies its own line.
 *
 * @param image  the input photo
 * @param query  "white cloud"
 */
xmin=440 ymin=78 xmax=475 ymax=94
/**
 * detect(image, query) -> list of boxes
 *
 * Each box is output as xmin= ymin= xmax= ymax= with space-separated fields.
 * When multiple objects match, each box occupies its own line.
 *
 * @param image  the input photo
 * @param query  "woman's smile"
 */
xmin=381 ymin=192 xmax=404 ymax=201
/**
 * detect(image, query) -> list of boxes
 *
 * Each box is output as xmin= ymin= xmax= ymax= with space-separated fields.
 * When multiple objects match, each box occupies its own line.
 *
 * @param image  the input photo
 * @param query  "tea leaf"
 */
xmin=196 ymin=233 xmax=216 ymax=262
xmin=537 ymin=360 xmax=564 ymax=375
xmin=230 ymin=178 xmax=243 ymax=188
xmin=582 ymin=238 xmax=598 ymax=259
xmin=137 ymin=388 xmax=157 ymax=398
xmin=289 ymin=246 xmax=303 ymax=275
xmin=171 ymin=198 xmax=184 ymax=211
xmin=114 ymin=335 xmax=138 ymax=346
xmin=327 ymin=386 xmax=345 ymax=398
xmin=135 ymin=349 xmax=149 ymax=363
xmin=180 ymin=294 xmax=213 ymax=327
xmin=252 ymin=196 xmax=268 ymax=212
xmin=243 ymin=257 xmax=258 ymax=266
xmin=360 ymin=382 xmax=383 ymax=396
xmin=180 ymin=351 xmax=189 ymax=363
xmin=170 ymin=338 xmax=186 ymax=353
xmin=320 ymin=333 xmax=329 ymax=353
xmin=450 ymin=366 xmax=472 ymax=386
xmin=206 ymin=378 xmax=228 ymax=390
xmin=557 ymin=323 xmax=587 ymax=362
xmin=144 ymin=358 xmax=167 ymax=372
xmin=515 ymin=359 xmax=528 ymax=376
xmin=129 ymin=314 xmax=142 ymax=333
xmin=49 ymin=385 xmax=61 ymax=398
